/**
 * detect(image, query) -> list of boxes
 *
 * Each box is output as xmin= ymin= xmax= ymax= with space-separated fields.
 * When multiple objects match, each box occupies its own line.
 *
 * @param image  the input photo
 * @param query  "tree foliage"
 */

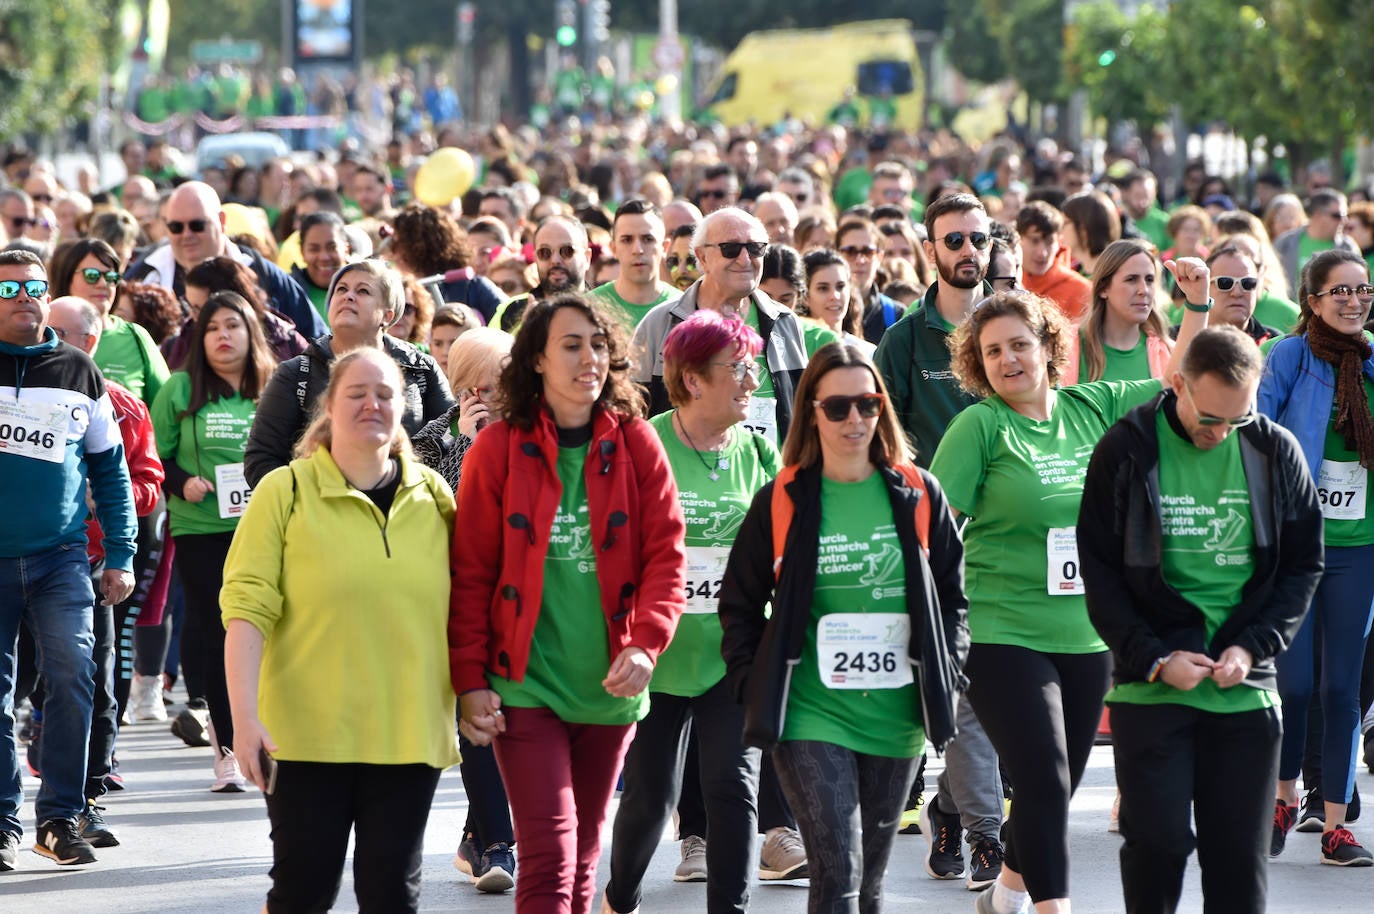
xmin=946 ymin=0 xmax=1006 ymax=86
xmin=978 ymin=0 xmax=1065 ymax=106
xmin=0 ymin=0 xmax=112 ymax=138
xmin=1064 ymin=0 xmax=1168 ymax=129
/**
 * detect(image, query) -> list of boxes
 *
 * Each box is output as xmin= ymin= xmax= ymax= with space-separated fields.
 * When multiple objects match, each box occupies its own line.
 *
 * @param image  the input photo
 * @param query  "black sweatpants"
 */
xmin=965 ymin=643 xmax=1112 ymax=902
xmin=173 ymin=531 xmax=236 ymax=748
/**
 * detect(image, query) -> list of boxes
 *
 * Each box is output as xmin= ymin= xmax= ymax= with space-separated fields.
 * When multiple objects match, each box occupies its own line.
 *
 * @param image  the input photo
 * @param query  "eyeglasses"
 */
xmin=1212 ymin=275 xmax=1259 ymax=292
xmin=704 ymin=240 xmax=768 ymax=260
xmin=30 ymin=193 xmax=53 ymax=204
xmin=813 ymin=393 xmax=885 ymax=422
xmin=697 ymin=189 xmax=730 ymax=199
xmin=713 ymin=360 xmax=760 ymax=383
xmin=81 ymin=268 xmax=121 ymax=286
xmin=665 ymin=254 xmax=698 ymax=272
xmin=939 ymin=231 xmax=990 ymax=252
xmin=878 ymin=187 xmax=909 ymax=200
xmin=1312 ymin=284 xmax=1374 ymax=301
xmin=166 ymin=219 xmax=210 ymax=235
xmin=1181 ymin=383 xmax=1257 ymax=428
xmin=402 ymin=303 xmax=417 ymax=316
xmin=0 ymin=279 xmax=49 ymax=299
xmin=839 ymin=245 xmax=878 ymax=258
xmin=6 ymin=216 xmax=35 ymax=229
xmin=535 ymin=244 xmax=579 ymax=261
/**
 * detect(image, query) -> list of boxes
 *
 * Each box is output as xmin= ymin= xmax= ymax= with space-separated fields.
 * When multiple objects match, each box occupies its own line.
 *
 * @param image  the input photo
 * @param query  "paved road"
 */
xmin=2 ymin=705 xmax=1372 ymax=913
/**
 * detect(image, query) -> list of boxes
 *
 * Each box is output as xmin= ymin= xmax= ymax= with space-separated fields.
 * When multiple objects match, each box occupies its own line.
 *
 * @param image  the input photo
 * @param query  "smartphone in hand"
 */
xmin=259 ymin=747 xmax=278 ymax=795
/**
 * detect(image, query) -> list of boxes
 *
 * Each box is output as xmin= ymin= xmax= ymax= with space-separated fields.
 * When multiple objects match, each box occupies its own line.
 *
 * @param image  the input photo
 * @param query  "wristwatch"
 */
xmin=1184 ymin=298 xmax=1214 ymax=313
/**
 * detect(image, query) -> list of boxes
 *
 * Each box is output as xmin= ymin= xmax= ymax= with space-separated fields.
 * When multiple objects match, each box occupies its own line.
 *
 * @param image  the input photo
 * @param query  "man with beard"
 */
xmin=490 ymin=215 xmax=590 ymax=332
xmin=873 ymin=192 xmax=1007 ymax=894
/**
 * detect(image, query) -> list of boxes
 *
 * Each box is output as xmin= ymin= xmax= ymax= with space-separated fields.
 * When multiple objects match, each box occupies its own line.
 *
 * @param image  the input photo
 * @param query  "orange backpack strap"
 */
xmin=770 ymin=465 xmax=801 ymax=581
xmin=893 ymin=463 xmax=931 ymax=556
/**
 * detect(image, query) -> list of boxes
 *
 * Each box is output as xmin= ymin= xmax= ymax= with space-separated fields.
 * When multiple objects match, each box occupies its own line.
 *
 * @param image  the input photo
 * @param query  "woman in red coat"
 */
xmin=451 ymin=293 xmax=686 ymax=914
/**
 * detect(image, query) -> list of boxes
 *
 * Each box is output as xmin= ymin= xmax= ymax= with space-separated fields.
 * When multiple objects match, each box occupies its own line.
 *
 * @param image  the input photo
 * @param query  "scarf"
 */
xmin=1307 ymin=316 xmax=1374 ymax=468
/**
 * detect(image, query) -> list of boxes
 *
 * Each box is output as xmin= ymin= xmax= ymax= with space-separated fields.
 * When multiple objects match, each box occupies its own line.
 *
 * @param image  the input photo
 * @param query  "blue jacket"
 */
xmin=1257 ymin=332 xmax=1374 ymax=477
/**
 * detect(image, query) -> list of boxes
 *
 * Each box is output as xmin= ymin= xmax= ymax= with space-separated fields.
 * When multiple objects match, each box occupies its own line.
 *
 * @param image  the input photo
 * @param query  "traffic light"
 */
xmin=556 ymin=0 xmax=577 ymax=47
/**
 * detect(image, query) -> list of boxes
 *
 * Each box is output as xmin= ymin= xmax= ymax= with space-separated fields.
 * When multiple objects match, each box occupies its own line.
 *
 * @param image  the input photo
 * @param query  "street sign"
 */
xmin=191 ymin=38 xmax=263 ymax=66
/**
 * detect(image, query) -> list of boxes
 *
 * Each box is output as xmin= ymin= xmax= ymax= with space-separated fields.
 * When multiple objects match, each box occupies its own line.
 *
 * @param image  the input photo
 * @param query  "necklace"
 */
xmin=675 ymin=410 xmax=730 ymax=481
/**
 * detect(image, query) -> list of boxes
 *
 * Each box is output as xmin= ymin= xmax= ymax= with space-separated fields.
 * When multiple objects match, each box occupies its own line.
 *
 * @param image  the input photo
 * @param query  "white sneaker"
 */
xmin=211 ymin=748 xmax=248 ymax=793
xmin=130 ymin=673 xmax=168 ymax=722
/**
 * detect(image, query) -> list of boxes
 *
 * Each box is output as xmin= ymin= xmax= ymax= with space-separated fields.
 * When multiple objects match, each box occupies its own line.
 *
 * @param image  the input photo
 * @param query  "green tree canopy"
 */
xmin=0 ymin=0 xmax=111 ymax=139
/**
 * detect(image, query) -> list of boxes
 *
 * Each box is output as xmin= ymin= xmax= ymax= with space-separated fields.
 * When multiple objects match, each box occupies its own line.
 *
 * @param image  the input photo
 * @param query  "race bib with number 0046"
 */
xmin=741 ymin=396 xmax=777 ymax=446
xmin=0 ymin=398 xmax=68 ymax=463
xmin=1047 ymin=527 xmax=1084 ymax=595
xmin=215 ymin=462 xmax=252 ymax=519
xmin=816 ymin=612 xmax=913 ymax=690
xmin=1317 ymin=459 xmax=1367 ymax=521
xmin=683 ymin=545 xmax=729 ymax=614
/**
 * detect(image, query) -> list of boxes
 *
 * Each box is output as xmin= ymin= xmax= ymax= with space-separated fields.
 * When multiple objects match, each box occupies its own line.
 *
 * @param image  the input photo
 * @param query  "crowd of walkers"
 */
xmin=4 ymin=116 xmax=1374 ymax=914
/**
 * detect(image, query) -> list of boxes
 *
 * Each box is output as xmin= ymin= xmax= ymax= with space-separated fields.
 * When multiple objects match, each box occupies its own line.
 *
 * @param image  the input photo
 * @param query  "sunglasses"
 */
xmin=30 ymin=193 xmax=53 ymax=204
xmin=1181 ymin=383 xmax=1256 ymax=428
xmin=1213 ymin=275 xmax=1258 ymax=292
xmin=713 ymin=360 xmax=760 ymax=383
xmin=665 ymin=254 xmax=698 ymax=272
xmin=0 ymin=279 xmax=49 ymax=299
xmin=1312 ymin=284 xmax=1374 ymax=300
xmin=166 ymin=219 xmax=210 ymax=235
xmin=535 ymin=244 xmax=579 ymax=261
xmin=813 ymin=393 xmax=884 ymax=422
xmin=939 ymin=231 xmax=990 ymax=251
xmin=81 ymin=268 xmax=121 ymax=286
xmin=989 ymin=276 xmax=1021 ymax=290
xmin=6 ymin=216 xmax=35 ymax=229
xmin=705 ymin=240 xmax=768 ymax=260
xmin=697 ymin=189 xmax=730 ymax=199
xmin=840 ymin=245 xmax=878 ymax=258
xmin=496 ymin=280 xmax=525 ymax=295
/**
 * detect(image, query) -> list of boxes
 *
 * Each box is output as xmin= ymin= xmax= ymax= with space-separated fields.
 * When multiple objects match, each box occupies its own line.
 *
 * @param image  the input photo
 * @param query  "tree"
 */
xmin=980 ymin=0 xmax=1065 ymax=107
xmin=946 ymin=0 xmax=1007 ymax=86
xmin=1064 ymin=0 xmax=1168 ymax=131
xmin=0 ymin=0 xmax=110 ymax=139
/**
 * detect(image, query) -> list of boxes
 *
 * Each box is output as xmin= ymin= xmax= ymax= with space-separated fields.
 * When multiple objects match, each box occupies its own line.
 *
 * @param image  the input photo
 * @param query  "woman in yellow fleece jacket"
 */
xmin=222 ymin=347 xmax=461 ymax=914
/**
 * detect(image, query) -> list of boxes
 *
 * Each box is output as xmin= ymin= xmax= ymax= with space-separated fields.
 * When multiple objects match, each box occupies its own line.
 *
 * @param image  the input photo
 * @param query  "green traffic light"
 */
xmin=1098 ymin=49 xmax=1117 ymax=66
xmin=556 ymin=25 xmax=577 ymax=47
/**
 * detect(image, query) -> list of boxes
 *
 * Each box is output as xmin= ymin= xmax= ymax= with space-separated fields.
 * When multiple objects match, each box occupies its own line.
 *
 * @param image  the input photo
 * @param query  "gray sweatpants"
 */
xmin=935 ymin=692 xmax=1004 ymax=841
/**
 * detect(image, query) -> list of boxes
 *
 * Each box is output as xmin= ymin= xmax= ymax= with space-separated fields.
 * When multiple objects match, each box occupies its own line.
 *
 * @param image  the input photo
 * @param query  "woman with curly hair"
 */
xmin=928 ymin=270 xmax=1210 ymax=914
xmin=115 ymin=280 xmax=184 ymax=346
xmin=386 ymin=202 xmax=506 ymax=323
xmin=451 ymin=294 xmax=686 ymax=914
xmin=388 ymin=276 xmax=436 ymax=349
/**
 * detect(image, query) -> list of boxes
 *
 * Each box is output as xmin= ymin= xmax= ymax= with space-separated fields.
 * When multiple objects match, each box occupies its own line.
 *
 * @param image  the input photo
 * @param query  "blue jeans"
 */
xmin=0 ymin=544 xmax=97 ymax=835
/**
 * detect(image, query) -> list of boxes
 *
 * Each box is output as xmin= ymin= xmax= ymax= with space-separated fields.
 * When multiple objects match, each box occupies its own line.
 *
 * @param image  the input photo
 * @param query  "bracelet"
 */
xmin=1147 ymin=652 xmax=1176 ymax=683
xmin=1184 ymin=298 xmax=1214 ymax=313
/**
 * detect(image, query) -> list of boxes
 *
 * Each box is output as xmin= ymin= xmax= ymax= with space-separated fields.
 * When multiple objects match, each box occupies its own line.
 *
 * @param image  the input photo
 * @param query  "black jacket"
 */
xmin=1077 ymin=392 xmax=1323 ymax=691
xmin=717 ymin=462 xmax=970 ymax=753
xmin=243 ymin=334 xmax=455 ymax=486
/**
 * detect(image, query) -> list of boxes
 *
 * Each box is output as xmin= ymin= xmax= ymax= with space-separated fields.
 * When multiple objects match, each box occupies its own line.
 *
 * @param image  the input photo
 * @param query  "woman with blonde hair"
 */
xmin=719 ymin=341 xmax=968 ymax=914
xmin=1064 ymin=239 xmax=1174 ymax=384
xmin=223 ymin=346 xmax=460 ymax=911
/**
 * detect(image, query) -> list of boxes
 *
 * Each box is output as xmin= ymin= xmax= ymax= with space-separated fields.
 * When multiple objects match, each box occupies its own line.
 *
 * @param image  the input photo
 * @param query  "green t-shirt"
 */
xmin=150 ymin=372 xmax=257 ymax=536
xmin=1254 ymin=291 xmax=1301 ymax=334
xmin=1080 ymin=334 xmax=1152 ymax=383
xmin=491 ymin=443 xmax=647 ymax=725
xmin=648 ymin=412 xmax=780 ymax=697
xmin=781 ymin=474 xmax=924 ymax=757
xmin=94 ymin=316 xmax=170 ymax=405
xmin=930 ymin=379 xmax=1161 ymax=653
xmin=589 ymin=281 xmax=677 ymax=330
xmin=1108 ymin=409 xmax=1274 ymax=713
xmin=833 ymin=167 xmax=873 ymax=211
xmin=303 ymin=277 xmax=331 ymax=328
xmin=1135 ymin=207 xmax=1172 ymax=252
xmin=1316 ymin=378 xmax=1374 ymax=547
xmin=800 ymin=319 xmax=842 ymax=358
xmin=1299 ymin=232 xmax=1336 ymax=277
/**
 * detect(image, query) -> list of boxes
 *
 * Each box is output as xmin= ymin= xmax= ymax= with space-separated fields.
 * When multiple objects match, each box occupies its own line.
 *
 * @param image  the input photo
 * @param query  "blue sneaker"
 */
xmin=475 ymin=842 xmax=516 ymax=893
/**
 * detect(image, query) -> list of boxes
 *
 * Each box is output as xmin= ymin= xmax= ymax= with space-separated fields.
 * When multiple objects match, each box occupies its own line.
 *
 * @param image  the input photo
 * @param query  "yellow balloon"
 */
xmin=414 ymin=147 xmax=476 ymax=207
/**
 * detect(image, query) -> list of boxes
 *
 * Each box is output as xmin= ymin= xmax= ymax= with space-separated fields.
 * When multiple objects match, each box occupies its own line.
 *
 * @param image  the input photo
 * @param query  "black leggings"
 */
xmin=173 ymin=531 xmax=236 ymax=748
xmin=965 ymin=643 xmax=1112 ymax=902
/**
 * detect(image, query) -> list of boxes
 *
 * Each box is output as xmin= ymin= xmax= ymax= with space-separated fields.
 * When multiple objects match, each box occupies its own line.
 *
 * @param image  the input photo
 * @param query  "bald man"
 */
xmin=125 ymin=181 xmax=324 ymax=339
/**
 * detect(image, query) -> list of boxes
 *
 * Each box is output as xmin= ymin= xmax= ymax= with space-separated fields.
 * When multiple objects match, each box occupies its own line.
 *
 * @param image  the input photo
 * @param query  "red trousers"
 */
xmin=494 ymin=706 xmax=635 ymax=914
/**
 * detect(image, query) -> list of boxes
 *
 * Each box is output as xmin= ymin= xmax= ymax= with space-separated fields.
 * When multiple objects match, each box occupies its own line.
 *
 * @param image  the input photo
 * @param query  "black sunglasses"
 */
xmin=939 ymin=231 xmax=990 ymax=251
xmin=166 ymin=219 xmax=210 ymax=235
xmin=697 ymin=189 xmax=730 ymax=199
xmin=705 ymin=241 xmax=768 ymax=259
xmin=665 ymin=254 xmax=698 ymax=271
xmin=1213 ymin=276 xmax=1258 ymax=292
xmin=535 ymin=244 xmax=579 ymax=261
xmin=813 ymin=393 xmax=884 ymax=422
xmin=840 ymin=245 xmax=878 ymax=258
xmin=81 ymin=268 xmax=121 ymax=286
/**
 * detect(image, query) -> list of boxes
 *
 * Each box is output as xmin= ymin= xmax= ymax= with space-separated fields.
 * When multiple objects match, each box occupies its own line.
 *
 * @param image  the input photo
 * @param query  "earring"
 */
xmin=694 ymin=391 xmax=701 ymax=399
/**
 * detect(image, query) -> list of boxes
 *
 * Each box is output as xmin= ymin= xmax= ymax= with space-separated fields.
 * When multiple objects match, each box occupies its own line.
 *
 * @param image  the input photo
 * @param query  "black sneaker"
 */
xmin=34 ymin=818 xmax=97 ymax=866
xmin=919 ymin=796 xmax=964 ymax=879
xmin=475 ymin=842 xmax=516 ymax=893
xmin=1271 ymin=799 xmax=1298 ymax=857
xmin=1296 ymin=787 xmax=1325 ymax=833
xmin=78 ymin=802 xmax=119 ymax=848
xmin=966 ymin=833 xmax=1004 ymax=891
xmin=170 ymin=699 xmax=211 ymax=748
xmin=1365 ymin=731 xmax=1374 ymax=775
xmin=1349 ymin=782 xmax=1361 ymax=824
xmin=0 ymin=830 xmax=18 ymax=872
xmin=1321 ymin=826 xmax=1374 ymax=866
